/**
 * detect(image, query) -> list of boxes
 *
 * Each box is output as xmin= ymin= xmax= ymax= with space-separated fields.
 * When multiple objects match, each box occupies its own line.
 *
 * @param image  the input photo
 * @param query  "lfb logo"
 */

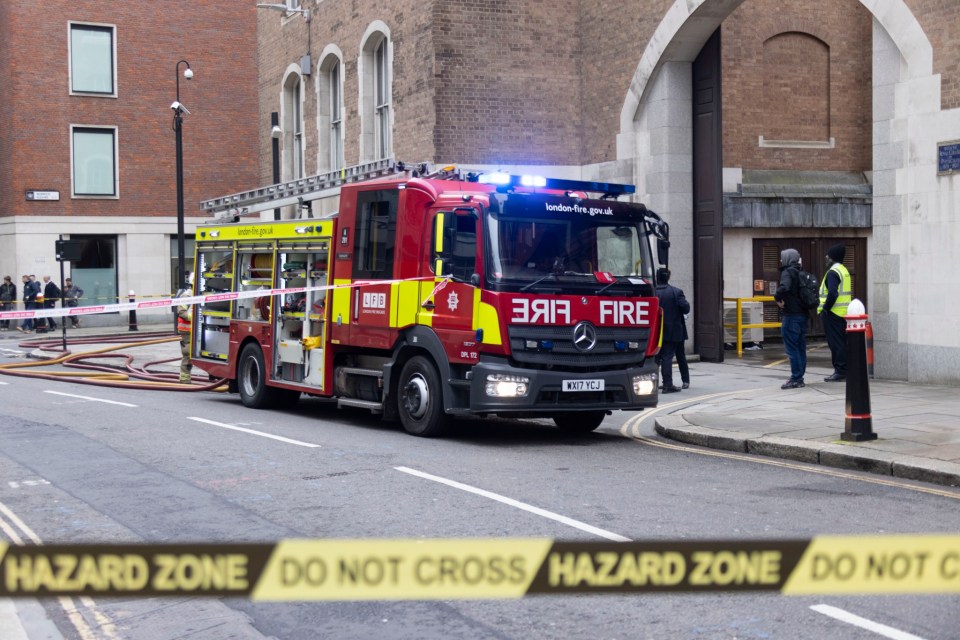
xmin=362 ymin=292 xmax=386 ymax=309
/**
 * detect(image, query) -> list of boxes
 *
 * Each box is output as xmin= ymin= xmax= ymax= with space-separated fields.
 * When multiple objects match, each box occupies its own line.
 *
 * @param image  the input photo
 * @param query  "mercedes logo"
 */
xmin=572 ymin=321 xmax=598 ymax=352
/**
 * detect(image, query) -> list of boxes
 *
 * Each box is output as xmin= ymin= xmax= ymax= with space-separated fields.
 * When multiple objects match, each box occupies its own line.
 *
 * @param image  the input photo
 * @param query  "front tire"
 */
xmin=553 ymin=411 xmax=606 ymax=433
xmin=397 ymin=356 xmax=450 ymax=437
xmin=238 ymin=342 xmax=280 ymax=409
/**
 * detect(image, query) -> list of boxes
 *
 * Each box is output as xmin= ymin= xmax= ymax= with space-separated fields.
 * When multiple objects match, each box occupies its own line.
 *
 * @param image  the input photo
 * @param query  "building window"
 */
xmin=69 ymin=23 xmax=115 ymax=96
xmin=330 ymin=64 xmax=344 ymax=171
xmin=318 ymin=52 xmax=345 ymax=173
xmin=169 ymin=235 xmax=196 ymax=294
xmin=71 ymin=126 xmax=117 ymax=197
xmin=71 ymin=235 xmax=117 ymax=310
xmin=360 ymin=26 xmax=391 ymax=163
xmin=374 ymin=38 xmax=391 ymax=160
xmin=283 ymin=72 xmax=305 ymax=179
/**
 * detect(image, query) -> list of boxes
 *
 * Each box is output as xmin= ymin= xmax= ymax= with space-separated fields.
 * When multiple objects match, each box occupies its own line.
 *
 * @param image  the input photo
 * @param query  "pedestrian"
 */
xmin=819 ymin=244 xmax=851 ymax=382
xmin=655 ymin=267 xmax=690 ymax=393
xmin=0 ymin=276 xmax=15 ymax=330
xmin=774 ymin=248 xmax=808 ymax=389
xmin=63 ymin=278 xmax=83 ymax=328
xmin=175 ymin=275 xmax=194 ymax=384
xmin=42 ymin=275 xmax=60 ymax=331
xmin=18 ymin=274 xmax=38 ymax=333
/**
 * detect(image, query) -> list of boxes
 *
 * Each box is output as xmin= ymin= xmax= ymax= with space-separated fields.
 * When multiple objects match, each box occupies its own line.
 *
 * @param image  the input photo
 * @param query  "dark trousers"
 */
xmin=676 ymin=342 xmax=689 ymax=384
xmin=45 ymin=302 xmax=57 ymax=329
xmin=0 ymin=302 xmax=10 ymax=328
xmin=781 ymin=314 xmax=808 ymax=382
xmin=659 ymin=340 xmax=683 ymax=388
xmin=822 ymin=311 xmax=847 ymax=375
xmin=21 ymin=302 xmax=34 ymax=330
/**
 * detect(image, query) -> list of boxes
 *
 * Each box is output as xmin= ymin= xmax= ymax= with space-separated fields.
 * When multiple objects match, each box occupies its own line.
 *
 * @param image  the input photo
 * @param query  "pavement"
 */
xmin=2 ymin=322 xmax=959 ymax=489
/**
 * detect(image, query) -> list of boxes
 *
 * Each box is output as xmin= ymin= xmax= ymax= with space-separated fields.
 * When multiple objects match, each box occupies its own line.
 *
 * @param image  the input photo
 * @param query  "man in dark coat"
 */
xmin=656 ymin=268 xmax=690 ymax=393
xmin=773 ymin=248 xmax=808 ymax=389
xmin=42 ymin=275 xmax=60 ymax=331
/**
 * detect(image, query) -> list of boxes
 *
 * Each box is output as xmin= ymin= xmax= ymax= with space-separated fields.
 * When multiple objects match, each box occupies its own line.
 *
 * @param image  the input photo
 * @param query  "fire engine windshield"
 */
xmin=484 ymin=194 xmax=656 ymax=293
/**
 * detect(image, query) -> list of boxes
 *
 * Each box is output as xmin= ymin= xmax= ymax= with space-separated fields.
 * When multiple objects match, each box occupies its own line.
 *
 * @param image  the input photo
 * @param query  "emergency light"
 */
xmin=476 ymin=173 xmax=636 ymax=197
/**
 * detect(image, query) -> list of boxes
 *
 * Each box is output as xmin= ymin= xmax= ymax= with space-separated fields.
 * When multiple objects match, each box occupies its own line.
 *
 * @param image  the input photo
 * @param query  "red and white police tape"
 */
xmin=0 ymin=276 xmax=450 ymax=323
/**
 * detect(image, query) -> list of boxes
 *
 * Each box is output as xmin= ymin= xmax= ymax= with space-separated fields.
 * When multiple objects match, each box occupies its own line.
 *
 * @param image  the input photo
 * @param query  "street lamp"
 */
xmin=172 ymin=60 xmax=192 ymax=292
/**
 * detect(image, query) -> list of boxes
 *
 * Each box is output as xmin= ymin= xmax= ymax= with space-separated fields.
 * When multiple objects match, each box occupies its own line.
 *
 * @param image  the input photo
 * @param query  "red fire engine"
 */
xmin=194 ymin=161 xmax=669 ymax=436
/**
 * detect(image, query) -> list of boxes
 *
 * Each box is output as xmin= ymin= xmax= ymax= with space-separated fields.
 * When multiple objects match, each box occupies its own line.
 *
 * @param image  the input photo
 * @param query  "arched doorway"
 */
xmin=618 ymin=0 xmax=938 ymax=375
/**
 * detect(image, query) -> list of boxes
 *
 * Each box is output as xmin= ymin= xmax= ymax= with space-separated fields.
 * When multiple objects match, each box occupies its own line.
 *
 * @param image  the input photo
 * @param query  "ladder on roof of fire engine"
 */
xmin=200 ymin=158 xmax=404 ymax=219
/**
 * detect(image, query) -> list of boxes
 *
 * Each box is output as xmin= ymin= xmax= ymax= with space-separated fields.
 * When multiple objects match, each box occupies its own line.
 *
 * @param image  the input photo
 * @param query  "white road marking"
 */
xmin=0 ymin=380 xmax=8 ymax=385
xmin=43 ymin=390 xmax=137 ymax=407
xmin=811 ymin=604 xmax=928 ymax=640
xmin=395 ymin=466 xmax=630 ymax=542
xmin=188 ymin=417 xmax=321 ymax=448
xmin=0 ymin=500 xmax=103 ymax=640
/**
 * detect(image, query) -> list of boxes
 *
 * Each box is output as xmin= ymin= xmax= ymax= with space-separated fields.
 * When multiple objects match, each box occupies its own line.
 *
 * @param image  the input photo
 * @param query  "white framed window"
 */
xmin=359 ymin=24 xmax=392 ymax=163
xmin=70 ymin=125 xmax=118 ymax=198
xmin=330 ymin=63 xmax=344 ymax=171
xmin=317 ymin=50 xmax=345 ymax=173
xmin=282 ymin=69 xmax=306 ymax=180
xmin=69 ymin=22 xmax=116 ymax=96
xmin=374 ymin=37 xmax=390 ymax=160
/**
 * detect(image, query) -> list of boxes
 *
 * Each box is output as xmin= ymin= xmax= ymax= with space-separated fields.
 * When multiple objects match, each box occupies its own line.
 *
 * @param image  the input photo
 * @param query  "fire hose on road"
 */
xmin=0 ymin=331 xmax=228 ymax=392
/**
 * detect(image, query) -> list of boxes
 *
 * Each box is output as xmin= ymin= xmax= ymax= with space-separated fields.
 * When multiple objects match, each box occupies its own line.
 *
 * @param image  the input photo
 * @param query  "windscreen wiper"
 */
xmin=520 ymin=273 xmax=559 ymax=293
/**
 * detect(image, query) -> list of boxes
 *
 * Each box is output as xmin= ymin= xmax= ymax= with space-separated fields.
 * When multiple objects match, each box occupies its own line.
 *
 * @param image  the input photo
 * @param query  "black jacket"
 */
xmin=0 ymin=282 xmax=14 ymax=303
xmin=656 ymin=283 xmax=690 ymax=343
xmin=44 ymin=281 xmax=61 ymax=308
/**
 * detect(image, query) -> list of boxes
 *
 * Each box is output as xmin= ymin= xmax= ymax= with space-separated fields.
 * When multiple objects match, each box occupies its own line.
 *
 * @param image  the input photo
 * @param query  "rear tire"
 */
xmin=238 ymin=343 xmax=280 ymax=409
xmin=397 ymin=356 xmax=450 ymax=437
xmin=553 ymin=411 xmax=606 ymax=433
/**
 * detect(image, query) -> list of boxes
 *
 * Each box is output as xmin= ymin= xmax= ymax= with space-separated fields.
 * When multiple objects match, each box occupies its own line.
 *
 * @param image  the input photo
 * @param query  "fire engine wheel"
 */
xmin=398 ymin=356 xmax=450 ymax=437
xmin=553 ymin=411 xmax=606 ymax=433
xmin=238 ymin=343 xmax=279 ymax=409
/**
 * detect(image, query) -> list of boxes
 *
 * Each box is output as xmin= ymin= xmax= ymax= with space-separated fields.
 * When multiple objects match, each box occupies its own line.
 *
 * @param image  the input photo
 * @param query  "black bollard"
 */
xmin=128 ymin=290 xmax=138 ymax=331
xmin=842 ymin=300 xmax=876 ymax=442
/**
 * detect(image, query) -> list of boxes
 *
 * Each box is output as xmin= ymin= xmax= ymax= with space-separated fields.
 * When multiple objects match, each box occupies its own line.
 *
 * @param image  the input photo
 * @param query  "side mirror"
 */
xmin=657 ymin=238 xmax=670 ymax=267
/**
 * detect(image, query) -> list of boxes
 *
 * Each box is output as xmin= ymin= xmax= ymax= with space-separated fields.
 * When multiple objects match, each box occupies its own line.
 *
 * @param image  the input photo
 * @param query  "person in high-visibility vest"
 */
xmin=175 ymin=275 xmax=193 ymax=384
xmin=818 ymin=244 xmax=852 ymax=382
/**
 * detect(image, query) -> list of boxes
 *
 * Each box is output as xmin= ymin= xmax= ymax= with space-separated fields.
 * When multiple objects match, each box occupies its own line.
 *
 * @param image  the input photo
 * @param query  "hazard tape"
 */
xmin=0 ymin=535 xmax=957 ymax=599
xmin=0 ymin=277 xmax=445 ymax=323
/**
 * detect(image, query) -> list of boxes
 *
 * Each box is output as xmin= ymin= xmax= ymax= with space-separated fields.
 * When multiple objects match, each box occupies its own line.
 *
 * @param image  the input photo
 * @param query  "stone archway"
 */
xmin=618 ymin=0 xmax=940 ymax=381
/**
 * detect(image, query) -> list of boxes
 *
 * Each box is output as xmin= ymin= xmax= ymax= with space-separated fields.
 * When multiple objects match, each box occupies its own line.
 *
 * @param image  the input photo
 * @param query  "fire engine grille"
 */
xmin=507 ymin=325 xmax=649 ymax=369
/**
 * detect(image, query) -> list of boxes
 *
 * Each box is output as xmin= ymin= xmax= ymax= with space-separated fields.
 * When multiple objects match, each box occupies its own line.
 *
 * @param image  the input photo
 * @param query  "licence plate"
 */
xmin=562 ymin=379 xmax=605 ymax=392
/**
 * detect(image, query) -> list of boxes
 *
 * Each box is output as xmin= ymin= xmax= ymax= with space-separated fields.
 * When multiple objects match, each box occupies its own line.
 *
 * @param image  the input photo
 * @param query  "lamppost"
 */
xmin=172 ymin=60 xmax=193 ymax=292
xmin=271 ymin=112 xmax=281 ymax=220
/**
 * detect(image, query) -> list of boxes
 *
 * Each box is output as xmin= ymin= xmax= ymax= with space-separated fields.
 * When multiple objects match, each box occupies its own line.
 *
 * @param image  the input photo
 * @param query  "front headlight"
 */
xmin=485 ymin=374 xmax=530 ymax=398
xmin=632 ymin=373 xmax=657 ymax=396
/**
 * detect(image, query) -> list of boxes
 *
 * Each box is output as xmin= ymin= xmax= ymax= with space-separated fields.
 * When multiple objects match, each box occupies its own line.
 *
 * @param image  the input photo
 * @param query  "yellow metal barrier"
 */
xmin=722 ymin=296 xmax=782 ymax=357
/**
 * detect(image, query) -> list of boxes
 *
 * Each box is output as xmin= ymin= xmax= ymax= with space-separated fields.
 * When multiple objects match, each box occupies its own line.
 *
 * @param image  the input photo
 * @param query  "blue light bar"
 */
xmin=476 ymin=173 xmax=635 ymax=196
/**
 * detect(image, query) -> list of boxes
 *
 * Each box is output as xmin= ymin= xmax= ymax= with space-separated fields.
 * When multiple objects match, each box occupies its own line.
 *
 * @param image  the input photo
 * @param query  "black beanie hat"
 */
xmin=827 ymin=244 xmax=845 ymax=263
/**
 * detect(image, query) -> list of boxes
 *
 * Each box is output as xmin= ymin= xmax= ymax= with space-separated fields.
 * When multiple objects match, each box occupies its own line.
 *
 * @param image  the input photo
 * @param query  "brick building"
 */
xmin=0 ymin=1 xmax=258 ymax=321
xmin=252 ymin=0 xmax=959 ymax=383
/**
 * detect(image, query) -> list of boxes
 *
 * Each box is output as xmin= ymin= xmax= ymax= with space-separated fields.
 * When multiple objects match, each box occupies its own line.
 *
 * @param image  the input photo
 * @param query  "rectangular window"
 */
xmin=330 ymin=65 xmax=344 ymax=171
xmin=374 ymin=39 xmax=390 ymax=160
xmin=70 ymin=24 xmax=115 ymax=95
xmin=170 ymin=236 xmax=196 ymax=294
xmin=72 ymin=126 xmax=117 ymax=197
xmin=353 ymin=189 xmax=399 ymax=279
xmin=293 ymin=80 xmax=304 ymax=179
xmin=70 ymin=235 xmax=117 ymax=311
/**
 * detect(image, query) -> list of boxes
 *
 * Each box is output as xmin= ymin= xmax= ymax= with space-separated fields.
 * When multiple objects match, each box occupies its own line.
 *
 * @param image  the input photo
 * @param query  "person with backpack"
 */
xmin=819 ymin=244 xmax=852 ymax=382
xmin=774 ymin=248 xmax=809 ymax=389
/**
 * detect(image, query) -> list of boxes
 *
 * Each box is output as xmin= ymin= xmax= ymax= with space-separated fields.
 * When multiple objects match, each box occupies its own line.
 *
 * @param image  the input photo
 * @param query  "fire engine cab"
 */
xmin=194 ymin=161 xmax=670 ymax=436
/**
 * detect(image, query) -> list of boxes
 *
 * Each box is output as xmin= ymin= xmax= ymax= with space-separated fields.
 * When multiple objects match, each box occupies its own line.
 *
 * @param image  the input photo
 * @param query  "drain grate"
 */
xmin=303 ymin=471 xmax=350 ymax=480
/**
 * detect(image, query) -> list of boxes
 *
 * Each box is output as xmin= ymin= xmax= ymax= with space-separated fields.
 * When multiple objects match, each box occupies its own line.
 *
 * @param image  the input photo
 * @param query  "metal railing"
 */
xmin=722 ymin=296 xmax=782 ymax=357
